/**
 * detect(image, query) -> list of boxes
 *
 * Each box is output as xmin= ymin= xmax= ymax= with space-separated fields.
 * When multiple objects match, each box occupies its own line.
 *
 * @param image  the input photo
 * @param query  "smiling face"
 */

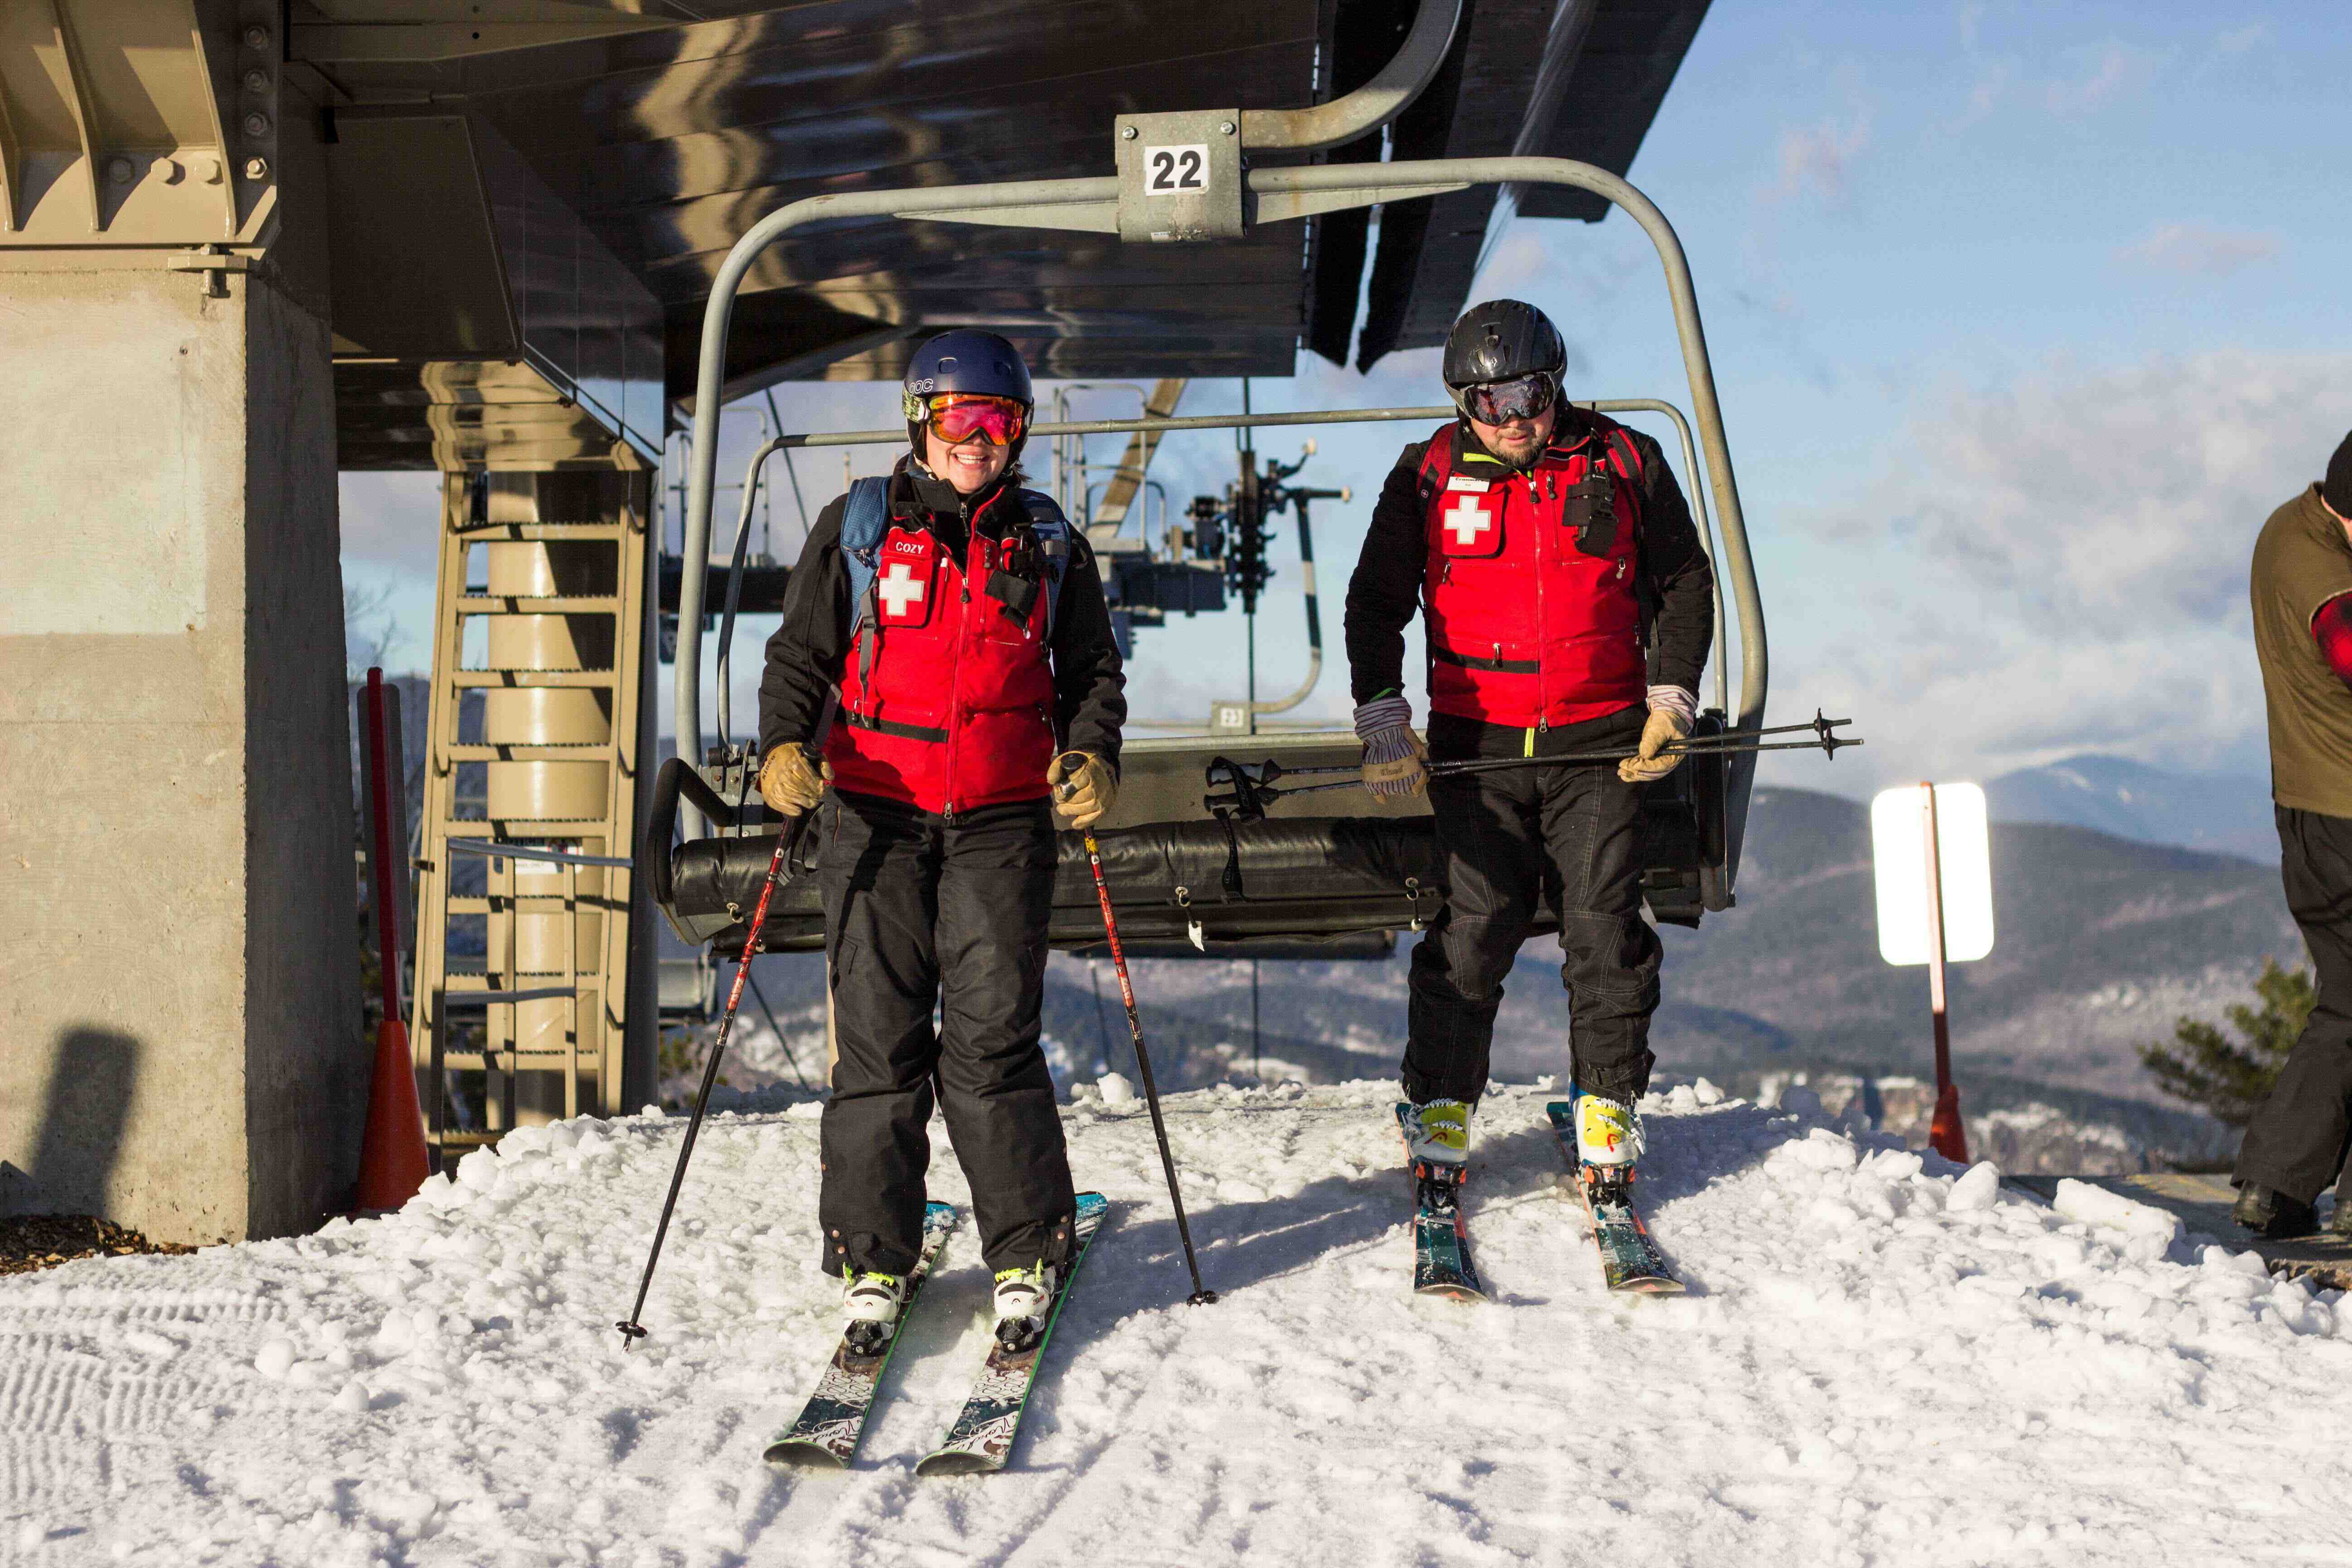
xmin=1467 ymin=403 xmax=1556 ymax=466
xmin=923 ymin=427 xmax=1013 ymax=495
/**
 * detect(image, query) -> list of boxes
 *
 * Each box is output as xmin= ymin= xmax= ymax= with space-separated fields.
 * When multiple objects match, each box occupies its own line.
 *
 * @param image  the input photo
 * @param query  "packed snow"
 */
xmin=6 ymin=1081 xmax=2351 ymax=1566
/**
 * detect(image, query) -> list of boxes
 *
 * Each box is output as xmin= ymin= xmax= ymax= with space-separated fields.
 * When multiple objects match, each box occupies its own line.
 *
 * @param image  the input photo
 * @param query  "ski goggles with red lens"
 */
xmin=1458 ymin=373 xmax=1558 ymax=426
xmin=921 ymin=392 xmax=1028 ymax=446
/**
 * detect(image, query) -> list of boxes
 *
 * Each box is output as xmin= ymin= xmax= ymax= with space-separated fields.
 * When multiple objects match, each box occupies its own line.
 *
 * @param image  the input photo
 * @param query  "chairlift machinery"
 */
xmin=647 ymin=0 xmax=1781 ymax=963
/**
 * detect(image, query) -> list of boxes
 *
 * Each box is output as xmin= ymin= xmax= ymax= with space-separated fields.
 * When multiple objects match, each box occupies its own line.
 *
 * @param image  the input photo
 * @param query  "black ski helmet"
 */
xmin=903 ymin=329 xmax=1034 ymax=465
xmin=1441 ymin=299 xmax=1567 ymax=409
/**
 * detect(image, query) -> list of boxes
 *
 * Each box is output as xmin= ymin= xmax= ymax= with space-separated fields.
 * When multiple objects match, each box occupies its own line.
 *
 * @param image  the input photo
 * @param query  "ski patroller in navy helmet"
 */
xmin=902 ymin=328 xmax=1035 ymax=464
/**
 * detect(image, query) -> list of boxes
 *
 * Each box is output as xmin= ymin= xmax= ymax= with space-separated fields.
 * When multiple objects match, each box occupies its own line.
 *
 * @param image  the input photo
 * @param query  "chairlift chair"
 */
xmin=645 ymin=0 xmax=1768 ymax=964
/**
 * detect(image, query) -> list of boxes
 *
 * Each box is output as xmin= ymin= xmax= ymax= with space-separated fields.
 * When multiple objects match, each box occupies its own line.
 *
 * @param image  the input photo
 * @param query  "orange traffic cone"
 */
xmin=1928 ymin=1082 xmax=1969 ymax=1166
xmin=354 ymin=1016 xmax=431 ymax=1210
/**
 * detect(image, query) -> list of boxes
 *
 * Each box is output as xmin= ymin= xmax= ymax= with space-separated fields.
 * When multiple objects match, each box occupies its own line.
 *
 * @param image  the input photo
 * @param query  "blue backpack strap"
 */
xmin=837 ymin=475 xmax=892 ymax=716
xmin=1018 ymin=489 xmax=1074 ymax=637
xmin=839 ymin=475 xmax=892 ymax=635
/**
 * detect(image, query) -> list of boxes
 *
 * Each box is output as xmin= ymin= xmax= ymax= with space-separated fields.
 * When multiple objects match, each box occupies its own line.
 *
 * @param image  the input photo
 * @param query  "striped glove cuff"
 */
xmin=1645 ymin=685 xmax=1697 ymax=728
xmin=1353 ymin=694 xmax=1414 ymax=744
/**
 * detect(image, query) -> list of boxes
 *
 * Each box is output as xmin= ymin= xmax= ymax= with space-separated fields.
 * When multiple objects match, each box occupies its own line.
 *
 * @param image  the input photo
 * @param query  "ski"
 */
xmin=1396 ymin=1103 xmax=1485 ymax=1300
xmin=765 ymin=1200 xmax=961 ymax=1468
xmin=915 ymin=1191 xmax=1111 ymax=1476
xmin=1545 ymin=1097 xmax=1685 ymax=1295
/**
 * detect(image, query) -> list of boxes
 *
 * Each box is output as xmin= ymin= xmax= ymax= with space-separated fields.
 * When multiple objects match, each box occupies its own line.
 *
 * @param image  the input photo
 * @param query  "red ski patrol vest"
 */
xmin=1416 ymin=417 xmax=1647 ymax=729
xmin=826 ymin=487 xmax=1059 ymax=814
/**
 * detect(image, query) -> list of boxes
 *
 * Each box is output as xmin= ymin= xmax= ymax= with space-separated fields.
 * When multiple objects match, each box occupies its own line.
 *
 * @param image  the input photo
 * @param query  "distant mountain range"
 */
xmin=995 ymin=786 xmax=2303 ymax=1166
xmin=726 ymin=777 xmax=2302 ymax=1171
xmin=1985 ymin=753 xmax=2274 ymax=862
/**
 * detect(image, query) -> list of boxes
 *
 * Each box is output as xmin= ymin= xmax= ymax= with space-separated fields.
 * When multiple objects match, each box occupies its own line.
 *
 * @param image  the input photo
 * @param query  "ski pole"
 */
xmin=617 ymin=798 xmax=815 ymax=1348
xmin=1075 ymin=820 xmax=1219 ymax=1307
xmin=1204 ymin=712 xmax=1862 ymax=812
xmin=1426 ymin=729 xmax=1862 ymax=779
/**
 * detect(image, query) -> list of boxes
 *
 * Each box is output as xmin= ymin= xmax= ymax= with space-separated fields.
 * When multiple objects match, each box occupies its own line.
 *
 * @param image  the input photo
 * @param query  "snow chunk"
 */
xmin=499 ymin=1125 xmax=553 ymax=1160
xmin=1098 ymin=1072 xmax=1136 ymax=1106
xmin=456 ymin=1147 xmax=502 ymax=1192
xmin=255 ymin=1338 xmax=296 ymax=1379
xmin=1948 ymin=1161 xmax=2003 ymax=1211
xmin=1692 ymin=1077 xmax=1725 ymax=1106
xmin=2052 ymin=1178 xmax=2183 ymax=1260
xmin=2201 ymin=1244 xmax=2271 ymax=1279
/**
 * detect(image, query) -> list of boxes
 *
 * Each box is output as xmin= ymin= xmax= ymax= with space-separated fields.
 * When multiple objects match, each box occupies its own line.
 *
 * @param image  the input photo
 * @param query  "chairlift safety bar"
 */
xmin=443 ymin=838 xmax=637 ymax=870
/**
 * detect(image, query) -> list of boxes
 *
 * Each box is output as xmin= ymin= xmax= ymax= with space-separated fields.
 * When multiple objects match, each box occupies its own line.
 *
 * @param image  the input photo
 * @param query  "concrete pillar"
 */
xmin=0 ymin=259 xmax=362 ymax=1245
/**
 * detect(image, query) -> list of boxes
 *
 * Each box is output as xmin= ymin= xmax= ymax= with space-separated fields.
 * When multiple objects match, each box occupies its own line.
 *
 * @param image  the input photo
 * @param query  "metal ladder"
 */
xmin=410 ymin=468 xmax=653 ymax=1163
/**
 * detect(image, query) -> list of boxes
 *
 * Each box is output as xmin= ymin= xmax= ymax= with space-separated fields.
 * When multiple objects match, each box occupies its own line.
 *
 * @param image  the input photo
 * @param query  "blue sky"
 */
xmin=342 ymin=1 xmax=2352 ymax=797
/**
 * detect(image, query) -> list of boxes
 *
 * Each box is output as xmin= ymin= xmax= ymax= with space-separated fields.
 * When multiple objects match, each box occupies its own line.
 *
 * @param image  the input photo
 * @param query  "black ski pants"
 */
xmin=818 ymin=790 xmax=1077 ymax=1279
xmin=2235 ymin=805 xmax=2352 ymax=1205
xmin=1404 ymin=704 xmax=1661 ymax=1109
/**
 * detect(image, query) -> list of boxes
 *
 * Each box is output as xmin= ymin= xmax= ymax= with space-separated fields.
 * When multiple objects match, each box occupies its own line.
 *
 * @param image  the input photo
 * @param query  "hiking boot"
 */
xmin=2231 ymin=1183 xmax=2317 ymax=1239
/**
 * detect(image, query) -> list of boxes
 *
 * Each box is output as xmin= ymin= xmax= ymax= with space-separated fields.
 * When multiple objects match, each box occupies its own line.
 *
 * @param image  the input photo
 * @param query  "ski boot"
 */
xmin=1573 ymin=1090 xmax=1645 ymax=1206
xmin=1401 ymin=1098 xmax=1472 ymax=1170
xmin=992 ymin=1261 xmax=1059 ymax=1352
xmin=842 ymin=1270 xmax=909 ymax=1356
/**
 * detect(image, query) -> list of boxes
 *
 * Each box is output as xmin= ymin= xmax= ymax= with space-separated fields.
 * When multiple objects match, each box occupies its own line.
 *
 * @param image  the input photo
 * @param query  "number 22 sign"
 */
xmin=1144 ymin=144 xmax=1210 ymax=195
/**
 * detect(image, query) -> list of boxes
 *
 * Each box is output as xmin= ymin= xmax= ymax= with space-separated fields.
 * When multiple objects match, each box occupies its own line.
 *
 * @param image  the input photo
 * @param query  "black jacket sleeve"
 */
xmin=1049 ymin=533 xmax=1128 ymax=772
xmin=1628 ymin=432 xmax=1715 ymax=696
xmin=1343 ymin=442 xmax=1433 ymax=704
xmin=757 ymin=497 xmax=852 ymax=757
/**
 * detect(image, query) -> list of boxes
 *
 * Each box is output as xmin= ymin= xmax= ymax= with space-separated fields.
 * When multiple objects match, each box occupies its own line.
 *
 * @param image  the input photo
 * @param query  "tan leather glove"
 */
xmin=1361 ymin=725 xmax=1428 ymax=798
xmin=1617 ymin=707 xmax=1692 ymax=784
xmin=759 ymin=746 xmax=831 ymax=817
xmin=1354 ymin=695 xmax=1427 ymax=799
xmin=1049 ymin=750 xmax=1117 ymax=828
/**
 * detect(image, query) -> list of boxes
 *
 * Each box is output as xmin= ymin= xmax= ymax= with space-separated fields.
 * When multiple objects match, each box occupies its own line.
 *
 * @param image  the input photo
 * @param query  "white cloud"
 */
xmin=1765 ymin=111 xmax=1872 ymax=209
xmin=338 ymin=471 xmax=442 ymax=573
xmin=2043 ymin=40 xmax=2157 ymax=116
xmin=2116 ymin=223 xmax=2280 ymax=279
xmin=1788 ymin=351 xmax=2352 ymax=786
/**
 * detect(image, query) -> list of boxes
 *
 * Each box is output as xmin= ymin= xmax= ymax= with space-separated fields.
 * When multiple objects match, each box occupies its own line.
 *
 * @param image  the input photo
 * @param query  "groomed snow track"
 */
xmin=5 ymin=1084 xmax=2348 ymax=1565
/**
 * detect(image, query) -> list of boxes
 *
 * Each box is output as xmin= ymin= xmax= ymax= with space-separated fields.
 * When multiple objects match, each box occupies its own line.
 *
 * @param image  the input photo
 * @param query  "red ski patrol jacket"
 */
xmin=760 ymin=463 xmax=1127 ymax=820
xmin=828 ymin=483 xmax=1062 ymax=813
xmin=1416 ymin=416 xmax=1648 ymax=729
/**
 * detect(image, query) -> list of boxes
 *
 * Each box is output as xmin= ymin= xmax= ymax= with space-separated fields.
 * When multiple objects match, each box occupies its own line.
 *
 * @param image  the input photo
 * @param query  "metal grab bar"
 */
xmin=1242 ymin=0 xmax=1461 ymax=152
xmin=642 ymin=755 xmax=745 ymax=911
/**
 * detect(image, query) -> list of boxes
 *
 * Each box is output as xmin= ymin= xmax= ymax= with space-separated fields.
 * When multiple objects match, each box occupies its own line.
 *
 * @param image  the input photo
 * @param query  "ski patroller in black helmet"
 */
xmin=1440 ymin=299 xmax=1568 ymax=412
xmin=903 ymin=328 xmax=1035 ymax=463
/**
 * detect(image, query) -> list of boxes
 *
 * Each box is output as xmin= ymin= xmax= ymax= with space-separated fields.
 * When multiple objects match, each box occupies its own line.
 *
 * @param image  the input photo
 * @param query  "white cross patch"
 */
xmin=877 ymin=560 xmax=927 ymax=620
xmin=1442 ymin=494 xmax=1493 ymax=549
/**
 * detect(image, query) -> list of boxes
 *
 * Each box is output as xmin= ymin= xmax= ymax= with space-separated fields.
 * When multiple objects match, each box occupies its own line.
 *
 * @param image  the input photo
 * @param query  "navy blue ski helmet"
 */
xmin=902 ymin=330 xmax=1033 ymax=416
xmin=903 ymin=329 xmax=1033 ymax=469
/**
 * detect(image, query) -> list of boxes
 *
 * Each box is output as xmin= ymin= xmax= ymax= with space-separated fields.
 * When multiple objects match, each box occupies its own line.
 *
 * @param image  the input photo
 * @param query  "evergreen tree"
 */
xmin=2139 ymin=960 xmax=2316 ymax=1126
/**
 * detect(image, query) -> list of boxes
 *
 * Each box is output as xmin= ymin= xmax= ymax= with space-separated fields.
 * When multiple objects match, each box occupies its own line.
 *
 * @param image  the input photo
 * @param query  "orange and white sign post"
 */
xmin=1871 ymin=783 xmax=1995 ymax=1166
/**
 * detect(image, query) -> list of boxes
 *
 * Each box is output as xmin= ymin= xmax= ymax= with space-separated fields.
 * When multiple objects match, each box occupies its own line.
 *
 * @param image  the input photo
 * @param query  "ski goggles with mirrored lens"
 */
xmin=921 ymin=392 xmax=1028 ymax=446
xmin=1458 ymin=373 xmax=1558 ymax=426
